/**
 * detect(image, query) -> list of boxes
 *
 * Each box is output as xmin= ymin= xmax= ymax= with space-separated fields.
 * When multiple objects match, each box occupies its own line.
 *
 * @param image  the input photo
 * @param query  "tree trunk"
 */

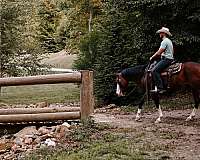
xmin=88 ymin=9 xmax=92 ymax=32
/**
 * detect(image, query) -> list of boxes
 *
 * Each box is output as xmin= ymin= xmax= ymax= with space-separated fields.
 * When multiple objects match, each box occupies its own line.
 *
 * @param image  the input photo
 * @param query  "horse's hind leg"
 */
xmin=186 ymin=89 xmax=200 ymax=121
xmin=153 ymin=94 xmax=163 ymax=123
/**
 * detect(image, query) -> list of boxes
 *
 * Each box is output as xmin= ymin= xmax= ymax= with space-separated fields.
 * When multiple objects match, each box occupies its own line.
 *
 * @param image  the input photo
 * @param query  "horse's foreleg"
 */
xmin=186 ymin=89 xmax=199 ymax=121
xmin=135 ymin=99 xmax=144 ymax=121
xmin=186 ymin=108 xmax=196 ymax=121
xmin=155 ymin=105 xmax=163 ymax=123
xmin=153 ymin=95 xmax=163 ymax=123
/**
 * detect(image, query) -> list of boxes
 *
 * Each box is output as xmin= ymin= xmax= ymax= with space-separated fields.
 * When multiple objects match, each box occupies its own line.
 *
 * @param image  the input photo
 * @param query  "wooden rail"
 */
xmin=0 ymin=70 xmax=94 ymax=122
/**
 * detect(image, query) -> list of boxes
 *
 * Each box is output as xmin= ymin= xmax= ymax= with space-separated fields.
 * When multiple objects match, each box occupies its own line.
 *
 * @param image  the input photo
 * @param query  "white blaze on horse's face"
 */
xmin=116 ymin=81 xmax=125 ymax=97
xmin=116 ymin=83 xmax=121 ymax=96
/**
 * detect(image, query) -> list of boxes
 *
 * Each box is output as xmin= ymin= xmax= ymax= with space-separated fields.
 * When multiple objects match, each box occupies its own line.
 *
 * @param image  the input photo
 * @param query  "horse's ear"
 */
xmin=121 ymin=63 xmax=128 ymax=70
xmin=116 ymin=73 xmax=121 ymax=77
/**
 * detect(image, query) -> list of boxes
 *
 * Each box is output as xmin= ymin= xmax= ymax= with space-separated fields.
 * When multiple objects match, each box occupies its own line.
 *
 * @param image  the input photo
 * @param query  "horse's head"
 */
xmin=115 ymin=64 xmax=147 ymax=97
xmin=116 ymin=73 xmax=128 ymax=97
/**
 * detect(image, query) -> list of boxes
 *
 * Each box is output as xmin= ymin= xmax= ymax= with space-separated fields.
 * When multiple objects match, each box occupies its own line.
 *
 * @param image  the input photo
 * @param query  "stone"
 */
xmin=40 ymin=134 xmax=53 ymax=141
xmin=38 ymin=126 xmax=50 ymax=135
xmin=44 ymin=139 xmax=56 ymax=147
xmin=33 ymin=137 xmax=41 ymax=145
xmin=62 ymin=122 xmax=71 ymax=128
xmin=24 ymin=137 xmax=33 ymax=145
xmin=14 ymin=126 xmax=38 ymax=138
xmin=14 ymin=137 xmax=23 ymax=146
xmin=0 ymin=141 xmax=13 ymax=151
xmin=35 ymin=102 xmax=48 ymax=108
xmin=11 ymin=144 xmax=18 ymax=153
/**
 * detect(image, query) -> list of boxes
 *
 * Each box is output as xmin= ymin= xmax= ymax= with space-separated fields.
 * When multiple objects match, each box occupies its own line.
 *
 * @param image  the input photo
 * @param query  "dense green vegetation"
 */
xmin=75 ymin=0 xmax=200 ymax=104
xmin=1 ymin=0 xmax=200 ymax=104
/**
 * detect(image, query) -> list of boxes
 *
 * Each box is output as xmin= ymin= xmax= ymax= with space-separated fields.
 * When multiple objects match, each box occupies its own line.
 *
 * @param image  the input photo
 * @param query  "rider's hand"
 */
xmin=150 ymin=56 xmax=153 ymax=61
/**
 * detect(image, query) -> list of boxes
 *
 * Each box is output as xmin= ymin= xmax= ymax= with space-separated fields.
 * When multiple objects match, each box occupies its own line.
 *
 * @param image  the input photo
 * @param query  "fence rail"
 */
xmin=0 ymin=70 xmax=94 ymax=123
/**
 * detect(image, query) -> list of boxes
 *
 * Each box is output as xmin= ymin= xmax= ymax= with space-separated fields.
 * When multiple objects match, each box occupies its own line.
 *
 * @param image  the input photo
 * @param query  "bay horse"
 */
xmin=116 ymin=62 xmax=200 ymax=123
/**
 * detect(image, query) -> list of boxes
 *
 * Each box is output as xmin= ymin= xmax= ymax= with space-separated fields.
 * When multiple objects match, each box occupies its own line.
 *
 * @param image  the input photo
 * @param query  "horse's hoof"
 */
xmin=186 ymin=117 xmax=192 ymax=122
xmin=135 ymin=116 xmax=141 ymax=121
xmin=155 ymin=118 xmax=161 ymax=124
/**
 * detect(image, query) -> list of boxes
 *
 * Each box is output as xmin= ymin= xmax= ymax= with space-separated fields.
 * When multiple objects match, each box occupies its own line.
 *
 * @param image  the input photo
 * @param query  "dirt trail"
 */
xmin=93 ymin=107 xmax=200 ymax=160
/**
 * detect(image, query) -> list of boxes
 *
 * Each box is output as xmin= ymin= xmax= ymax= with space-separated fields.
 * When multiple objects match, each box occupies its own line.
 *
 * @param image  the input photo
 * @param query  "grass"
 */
xmin=0 ymin=83 xmax=80 ymax=104
xmin=0 ymin=53 xmax=79 ymax=105
xmin=42 ymin=51 xmax=77 ymax=69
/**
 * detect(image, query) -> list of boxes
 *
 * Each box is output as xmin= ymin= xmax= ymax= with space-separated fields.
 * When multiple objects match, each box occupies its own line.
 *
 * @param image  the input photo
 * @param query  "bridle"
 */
xmin=116 ymin=74 xmax=137 ymax=97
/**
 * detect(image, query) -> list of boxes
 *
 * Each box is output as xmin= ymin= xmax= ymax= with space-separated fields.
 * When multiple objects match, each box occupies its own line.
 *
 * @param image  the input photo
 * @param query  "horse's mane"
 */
xmin=121 ymin=64 xmax=147 ymax=80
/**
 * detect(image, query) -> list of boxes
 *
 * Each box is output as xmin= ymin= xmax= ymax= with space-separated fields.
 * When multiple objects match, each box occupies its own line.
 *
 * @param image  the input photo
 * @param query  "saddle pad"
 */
xmin=166 ymin=63 xmax=182 ymax=74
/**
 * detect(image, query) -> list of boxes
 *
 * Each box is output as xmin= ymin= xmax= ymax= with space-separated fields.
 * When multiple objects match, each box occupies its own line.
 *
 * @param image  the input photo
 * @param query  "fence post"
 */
xmin=80 ymin=70 xmax=94 ymax=120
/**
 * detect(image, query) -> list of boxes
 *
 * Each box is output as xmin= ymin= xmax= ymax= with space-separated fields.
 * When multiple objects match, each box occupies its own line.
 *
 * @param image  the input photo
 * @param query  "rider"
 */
xmin=150 ymin=27 xmax=174 ymax=93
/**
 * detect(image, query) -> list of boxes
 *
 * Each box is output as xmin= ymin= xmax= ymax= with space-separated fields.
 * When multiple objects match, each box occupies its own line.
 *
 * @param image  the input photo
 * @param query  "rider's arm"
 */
xmin=150 ymin=48 xmax=165 ymax=60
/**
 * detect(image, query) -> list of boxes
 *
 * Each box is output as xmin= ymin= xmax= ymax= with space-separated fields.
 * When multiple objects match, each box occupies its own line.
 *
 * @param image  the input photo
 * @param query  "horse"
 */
xmin=116 ymin=62 xmax=200 ymax=123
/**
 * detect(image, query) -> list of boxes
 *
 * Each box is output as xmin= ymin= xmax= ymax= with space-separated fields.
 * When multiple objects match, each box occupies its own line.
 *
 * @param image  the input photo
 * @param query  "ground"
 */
xmin=92 ymin=106 xmax=200 ymax=160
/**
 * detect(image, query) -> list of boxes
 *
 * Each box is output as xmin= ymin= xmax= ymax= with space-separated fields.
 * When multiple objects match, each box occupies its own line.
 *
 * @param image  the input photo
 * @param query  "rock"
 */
xmin=1 ymin=134 xmax=13 ymax=139
xmin=14 ymin=126 xmax=38 ymax=138
xmin=50 ymin=126 xmax=57 ymax=132
xmin=62 ymin=122 xmax=71 ymax=128
xmin=0 ymin=141 xmax=13 ymax=151
xmin=35 ymin=102 xmax=48 ymax=108
xmin=0 ymin=103 xmax=9 ymax=108
xmin=40 ymin=134 xmax=53 ymax=141
xmin=44 ymin=138 xmax=56 ymax=147
xmin=0 ymin=149 xmax=7 ymax=154
xmin=11 ymin=144 xmax=18 ymax=153
xmin=24 ymin=137 xmax=33 ymax=145
xmin=55 ymin=124 xmax=70 ymax=139
xmin=14 ymin=137 xmax=23 ymax=146
xmin=3 ymin=153 xmax=15 ymax=160
xmin=33 ymin=137 xmax=41 ymax=145
xmin=38 ymin=126 xmax=50 ymax=135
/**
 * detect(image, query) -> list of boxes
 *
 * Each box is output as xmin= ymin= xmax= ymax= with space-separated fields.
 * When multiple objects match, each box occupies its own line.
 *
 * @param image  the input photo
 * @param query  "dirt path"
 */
xmin=93 ymin=107 xmax=200 ymax=160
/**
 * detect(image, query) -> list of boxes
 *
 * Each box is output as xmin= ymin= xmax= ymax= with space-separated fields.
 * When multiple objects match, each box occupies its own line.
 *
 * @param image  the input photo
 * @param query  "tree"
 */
xmin=75 ymin=0 xmax=200 ymax=104
xmin=1 ymin=0 xmax=47 ymax=76
xmin=38 ymin=0 xmax=63 ymax=53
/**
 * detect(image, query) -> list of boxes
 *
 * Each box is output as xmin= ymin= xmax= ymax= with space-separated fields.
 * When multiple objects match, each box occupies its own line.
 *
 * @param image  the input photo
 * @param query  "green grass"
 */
xmin=0 ymin=53 xmax=79 ymax=105
xmin=42 ymin=52 xmax=77 ymax=69
xmin=0 ymin=83 xmax=80 ymax=104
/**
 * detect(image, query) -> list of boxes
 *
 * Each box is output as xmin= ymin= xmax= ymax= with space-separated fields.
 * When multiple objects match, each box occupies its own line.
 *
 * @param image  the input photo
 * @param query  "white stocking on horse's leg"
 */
xmin=135 ymin=108 xmax=142 ymax=121
xmin=153 ymin=95 xmax=163 ymax=123
xmin=186 ymin=108 xmax=196 ymax=121
xmin=186 ymin=90 xmax=199 ymax=121
xmin=155 ymin=105 xmax=163 ymax=123
xmin=135 ymin=99 xmax=144 ymax=121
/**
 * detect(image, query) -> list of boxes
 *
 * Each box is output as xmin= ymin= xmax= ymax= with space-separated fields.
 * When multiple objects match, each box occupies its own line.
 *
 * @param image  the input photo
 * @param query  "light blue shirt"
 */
xmin=160 ymin=37 xmax=174 ymax=60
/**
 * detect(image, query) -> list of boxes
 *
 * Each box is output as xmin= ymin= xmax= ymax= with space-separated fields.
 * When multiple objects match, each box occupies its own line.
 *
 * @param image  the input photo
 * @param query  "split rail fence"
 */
xmin=0 ymin=71 xmax=94 ymax=123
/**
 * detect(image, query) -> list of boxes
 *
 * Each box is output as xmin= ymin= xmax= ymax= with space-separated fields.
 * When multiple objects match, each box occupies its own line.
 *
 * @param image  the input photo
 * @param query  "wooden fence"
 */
xmin=0 ymin=71 xmax=94 ymax=123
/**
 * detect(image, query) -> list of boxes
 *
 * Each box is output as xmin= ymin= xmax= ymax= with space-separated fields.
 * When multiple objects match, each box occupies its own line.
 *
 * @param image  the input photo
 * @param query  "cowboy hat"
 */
xmin=156 ymin=27 xmax=172 ymax=36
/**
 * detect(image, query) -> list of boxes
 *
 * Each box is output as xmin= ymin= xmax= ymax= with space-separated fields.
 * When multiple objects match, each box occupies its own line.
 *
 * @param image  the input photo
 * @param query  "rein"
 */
xmin=125 ymin=86 xmax=137 ymax=97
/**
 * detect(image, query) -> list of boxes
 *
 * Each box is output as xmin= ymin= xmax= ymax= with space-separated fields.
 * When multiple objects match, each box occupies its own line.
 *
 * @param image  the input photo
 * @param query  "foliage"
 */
xmin=1 ymin=0 xmax=46 ymax=77
xmin=75 ymin=0 xmax=200 ymax=104
xmin=38 ymin=0 xmax=64 ymax=53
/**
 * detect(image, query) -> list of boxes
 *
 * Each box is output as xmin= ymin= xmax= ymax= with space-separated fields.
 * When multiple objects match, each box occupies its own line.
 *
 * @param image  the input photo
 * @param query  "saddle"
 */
xmin=161 ymin=62 xmax=182 ymax=76
xmin=147 ymin=61 xmax=182 ymax=89
xmin=148 ymin=61 xmax=182 ymax=76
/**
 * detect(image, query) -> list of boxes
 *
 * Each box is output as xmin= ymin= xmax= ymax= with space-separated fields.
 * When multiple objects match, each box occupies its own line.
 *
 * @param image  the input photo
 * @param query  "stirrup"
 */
xmin=150 ymin=86 xmax=158 ymax=93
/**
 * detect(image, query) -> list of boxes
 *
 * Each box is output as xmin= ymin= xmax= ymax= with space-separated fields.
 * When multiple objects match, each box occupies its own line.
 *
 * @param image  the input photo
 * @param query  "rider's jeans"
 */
xmin=151 ymin=57 xmax=173 ymax=89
